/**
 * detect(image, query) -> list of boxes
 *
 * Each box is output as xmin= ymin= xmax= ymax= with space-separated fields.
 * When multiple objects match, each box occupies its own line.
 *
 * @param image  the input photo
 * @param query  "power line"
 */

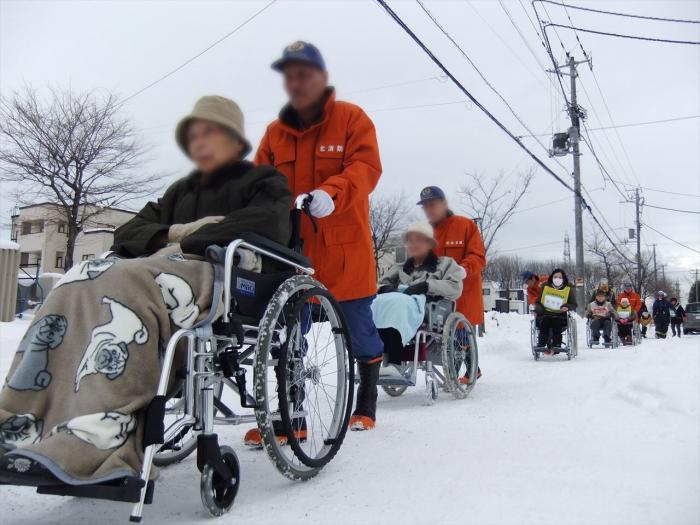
xmin=498 ymin=240 xmax=563 ymax=253
xmin=544 ymin=23 xmax=700 ymax=46
xmin=609 ymin=179 xmax=700 ymax=198
xmin=418 ymin=0 xmax=569 ymax=173
xmin=644 ymin=203 xmax=700 ymax=215
xmin=375 ymin=0 xmax=635 ymax=266
xmin=643 ymin=223 xmax=700 ymax=254
xmin=535 ymin=0 xmax=700 ymax=24
xmin=517 ymin=114 xmax=700 ymax=137
xmin=120 ymin=1 xmax=277 ymax=105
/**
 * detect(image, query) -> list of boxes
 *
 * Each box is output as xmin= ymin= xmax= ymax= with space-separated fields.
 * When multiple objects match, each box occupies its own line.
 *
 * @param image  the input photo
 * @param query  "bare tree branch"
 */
xmin=458 ymin=167 xmax=534 ymax=254
xmin=369 ymin=191 xmax=414 ymax=277
xmin=0 ymin=86 xmax=166 ymax=269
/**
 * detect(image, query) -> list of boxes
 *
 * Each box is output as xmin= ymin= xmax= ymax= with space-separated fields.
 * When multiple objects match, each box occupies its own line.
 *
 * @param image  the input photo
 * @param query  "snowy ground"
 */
xmin=1 ymin=312 xmax=698 ymax=525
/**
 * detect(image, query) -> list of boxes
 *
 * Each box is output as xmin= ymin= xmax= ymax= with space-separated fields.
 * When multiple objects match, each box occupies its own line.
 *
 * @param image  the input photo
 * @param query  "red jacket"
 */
xmin=433 ymin=214 xmax=487 ymax=325
xmin=255 ymin=91 xmax=382 ymax=301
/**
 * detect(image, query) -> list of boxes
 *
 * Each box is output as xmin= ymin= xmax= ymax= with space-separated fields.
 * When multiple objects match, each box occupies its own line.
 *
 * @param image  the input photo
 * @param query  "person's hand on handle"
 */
xmin=308 ymin=189 xmax=335 ymax=218
xmin=560 ymin=306 xmax=569 ymax=313
xmin=168 ymin=216 xmax=225 ymax=242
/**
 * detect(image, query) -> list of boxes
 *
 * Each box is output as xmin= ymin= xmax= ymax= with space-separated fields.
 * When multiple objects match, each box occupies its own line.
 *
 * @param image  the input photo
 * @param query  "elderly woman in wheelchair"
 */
xmin=0 ymin=96 xmax=354 ymax=521
xmin=370 ymin=222 xmax=479 ymax=403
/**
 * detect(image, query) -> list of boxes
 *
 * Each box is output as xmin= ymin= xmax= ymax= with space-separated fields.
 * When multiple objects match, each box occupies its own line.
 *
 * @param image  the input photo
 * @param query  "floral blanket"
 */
xmin=0 ymin=254 xmax=218 ymax=484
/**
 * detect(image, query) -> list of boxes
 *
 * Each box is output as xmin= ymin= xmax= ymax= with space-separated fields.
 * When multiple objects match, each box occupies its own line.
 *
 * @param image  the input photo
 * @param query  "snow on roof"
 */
xmin=0 ymin=240 xmax=19 ymax=250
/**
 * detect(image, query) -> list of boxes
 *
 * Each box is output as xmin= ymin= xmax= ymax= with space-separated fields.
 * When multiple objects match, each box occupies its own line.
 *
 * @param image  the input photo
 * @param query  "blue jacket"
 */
xmin=652 ymin=299 xmax=671 ymax=320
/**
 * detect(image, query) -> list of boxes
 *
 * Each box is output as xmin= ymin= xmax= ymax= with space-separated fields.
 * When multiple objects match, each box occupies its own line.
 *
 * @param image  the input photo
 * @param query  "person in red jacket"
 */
xmin=418 ymin=186 xmax=486 ymax=383
xmin=255 ymin=42 xmax=384 ymax=434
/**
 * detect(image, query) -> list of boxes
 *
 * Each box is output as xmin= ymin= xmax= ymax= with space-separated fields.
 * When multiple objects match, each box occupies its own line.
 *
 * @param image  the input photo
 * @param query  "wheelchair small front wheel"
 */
xmin=200 ymin=445 xmax=240 ymax=517
xmin=441 ymin=313 xmax=478 ymax=399
xmin=382 ymin=384 xmax=408 ymax=397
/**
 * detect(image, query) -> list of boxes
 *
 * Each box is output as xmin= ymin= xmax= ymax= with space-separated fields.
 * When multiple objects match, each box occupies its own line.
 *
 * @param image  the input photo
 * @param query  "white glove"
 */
xmin=457 ymin=266 xmax=468 ymax=279
xmin=308 ymin=189 xmax=335 ymax=218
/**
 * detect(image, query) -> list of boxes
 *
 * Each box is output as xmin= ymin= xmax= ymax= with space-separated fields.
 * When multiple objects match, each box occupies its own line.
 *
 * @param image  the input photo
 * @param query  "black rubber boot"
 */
xmin=353 ymin=360 xmax=381 ymax=421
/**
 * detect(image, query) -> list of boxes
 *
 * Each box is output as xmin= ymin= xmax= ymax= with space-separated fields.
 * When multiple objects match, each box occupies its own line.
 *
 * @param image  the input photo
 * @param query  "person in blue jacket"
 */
xmin=652 ymin=291 xmax=672 ymax=339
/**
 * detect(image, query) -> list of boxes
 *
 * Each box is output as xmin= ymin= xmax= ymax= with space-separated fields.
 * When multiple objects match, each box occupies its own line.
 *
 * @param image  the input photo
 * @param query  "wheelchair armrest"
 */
xmin=206 ymin=233 xmax=312 ymax=269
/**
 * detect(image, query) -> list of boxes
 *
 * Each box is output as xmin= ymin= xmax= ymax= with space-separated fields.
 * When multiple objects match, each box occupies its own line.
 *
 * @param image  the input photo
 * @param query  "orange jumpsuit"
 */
xmin=255 ymin=90 xmax=381 ymax=302
xmin=433 ymin=214 xmax=487 ymax=325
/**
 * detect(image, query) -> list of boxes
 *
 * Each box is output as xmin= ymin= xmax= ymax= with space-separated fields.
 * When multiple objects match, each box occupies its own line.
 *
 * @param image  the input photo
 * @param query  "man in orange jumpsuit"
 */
xmin=254 ymin=42 xmax=383 ymax=434
xmin=418 ymin=187 xmax=486 ymax=383
xmin=618 ymin=282 xmax=642 ymax=314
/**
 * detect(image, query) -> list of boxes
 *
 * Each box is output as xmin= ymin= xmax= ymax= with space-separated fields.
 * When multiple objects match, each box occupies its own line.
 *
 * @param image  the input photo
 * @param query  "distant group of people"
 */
xmin=522 ymin=271 xmax=689 ymax=345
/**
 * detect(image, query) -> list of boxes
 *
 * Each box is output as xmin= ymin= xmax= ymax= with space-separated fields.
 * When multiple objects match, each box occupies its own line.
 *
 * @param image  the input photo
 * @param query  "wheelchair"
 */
xmin=585 ymin=317 xmax=619 ymax=349
xmin=14 ymin=200 xmax=355 ymax=522
xmin=530 ymin=313 xmax=578 ymax=360
xmin=376 ymin=299 xmax=479 ymax=405
xmin=615 ymin=318 xmax=640 ymax=346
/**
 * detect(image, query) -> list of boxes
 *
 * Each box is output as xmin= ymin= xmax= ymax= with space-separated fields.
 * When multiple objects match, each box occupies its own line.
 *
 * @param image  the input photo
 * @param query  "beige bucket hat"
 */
xmin=175 ymin=95 xmax=252 ymax=157
xmin=403 ymin=222 xmax=437 ymax=246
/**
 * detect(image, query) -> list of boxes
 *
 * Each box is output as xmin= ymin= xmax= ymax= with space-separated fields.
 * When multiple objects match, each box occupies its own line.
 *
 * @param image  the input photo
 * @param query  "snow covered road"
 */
xmin=1 ymin=313 xmax=698 ymax=525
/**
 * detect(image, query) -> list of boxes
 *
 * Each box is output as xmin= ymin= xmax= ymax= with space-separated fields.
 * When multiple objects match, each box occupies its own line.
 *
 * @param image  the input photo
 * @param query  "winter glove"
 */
xmin=168 ymin=216 xmax=225 ymax=242
xmin=236 ymin=248 xmax=262 ymax=273
xmin=153 ymin=243 xmax=182 ymax=257
xmin=403 ymin=282 xmax=429 ymax=296
xmin=378 ymin=285 xmax=396 ymax=295
xmin=308 ymin=189 xmax=335 ymax=218
xmin=457 ymin=266 xmax=467 ymax=279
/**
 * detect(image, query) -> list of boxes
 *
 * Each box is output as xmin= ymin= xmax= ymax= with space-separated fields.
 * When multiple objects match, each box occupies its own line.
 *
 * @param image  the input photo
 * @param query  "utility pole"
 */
xmin=692 ymin=269 xmax=699 ymax=302
xmin=634 ymin=188 xmax=643 ymax=293
xmin=568 ymin=56 xmax=585 ymax=315
xmin=548 ymin=54 xmax=590 ymax=314
xmin=652 ymin=244 xmax=658 ymax=291
xmin=563 ymin=233 xmax=571 ymax=269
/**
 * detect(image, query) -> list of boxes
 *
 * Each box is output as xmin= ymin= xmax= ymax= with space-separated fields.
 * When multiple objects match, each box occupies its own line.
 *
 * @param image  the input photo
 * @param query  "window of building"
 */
xmin=20 ymin=252 xmax=29 ymax=266
xmin=21 ymin=222 xmax=31 ymax=235
xmin=35 ymin=221 xmax=44 ymax=233
xmin=10 ymin=229 xmax=18 ymax=241
xmin=82 ymin=254 xmax=95 ymax=261
xmin=55 ymin=252 xmax=64 ymax=269
xmin=57 ymin=222 xmax=67 ymax=233
xmin=483 ymin=288 xmax=491 ymax=296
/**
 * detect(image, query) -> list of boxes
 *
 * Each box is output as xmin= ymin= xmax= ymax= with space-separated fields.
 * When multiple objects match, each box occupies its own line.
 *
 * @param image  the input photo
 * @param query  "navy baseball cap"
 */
xmin=521 ymin=271 xmax=537 ymax=281
xmin=417 ymin=186 xmax=446 ymax=205
xmin=272 ymin=41 xmax=326 ymax=72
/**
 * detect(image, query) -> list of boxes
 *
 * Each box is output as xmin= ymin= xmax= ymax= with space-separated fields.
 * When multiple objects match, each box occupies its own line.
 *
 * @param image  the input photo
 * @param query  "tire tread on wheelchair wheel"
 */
xmin=253 ymin=275 xmax=353 ymax=481
xmin=441 ymin=313 xmax=478 ymax=400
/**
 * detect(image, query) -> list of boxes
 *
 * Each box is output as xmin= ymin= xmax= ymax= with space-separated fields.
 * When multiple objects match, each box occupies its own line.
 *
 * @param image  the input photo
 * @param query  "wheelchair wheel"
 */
xmin=382 ymin=384 xmax=408 ymax=397
xmin=200 ymin=445 xmax=240 ymax=516
xmin=254 ymin=275 xmax=354 ymax=480
xmin=441 ymin=313 xmax=478 ymax=399
xmin=530 ymin=318 xmax=539 ymax=360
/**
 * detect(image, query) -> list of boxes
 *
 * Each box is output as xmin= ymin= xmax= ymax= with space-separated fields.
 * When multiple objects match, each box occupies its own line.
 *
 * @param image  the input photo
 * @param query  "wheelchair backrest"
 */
xmin=424 ymin=299 xmax=455 ymax=333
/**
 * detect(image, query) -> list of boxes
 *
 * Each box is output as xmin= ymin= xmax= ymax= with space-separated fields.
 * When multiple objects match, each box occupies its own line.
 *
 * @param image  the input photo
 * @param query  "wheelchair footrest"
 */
xmin=376 ymin=376 xmax=414 ymax=387
xmin=37 ymin=477 xmax=155 ymax=504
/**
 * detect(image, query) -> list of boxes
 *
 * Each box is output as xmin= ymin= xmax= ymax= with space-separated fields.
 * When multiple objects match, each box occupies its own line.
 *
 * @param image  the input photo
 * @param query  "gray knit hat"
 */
xmin=175 ymin=95 xmax=252 ymax=157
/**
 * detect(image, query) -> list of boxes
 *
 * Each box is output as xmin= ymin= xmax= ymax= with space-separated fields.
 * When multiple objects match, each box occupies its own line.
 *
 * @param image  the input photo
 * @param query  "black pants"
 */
xmin=618 ymin=322 xmax=632 ymax=341
xmin=655 ymin=318 xmax=669 ymax=338
xmin=671 ymin=320 xmax=683 ymax=336
xmin=641 ymin=325 xmax=648 ymax=336
xmin=378 ymin=327 xmax=404 ymax=365
xmin=590 ymin=318 xmax=612 ymax=342
xmin=538 ymin=315 xmax=567 ymax=347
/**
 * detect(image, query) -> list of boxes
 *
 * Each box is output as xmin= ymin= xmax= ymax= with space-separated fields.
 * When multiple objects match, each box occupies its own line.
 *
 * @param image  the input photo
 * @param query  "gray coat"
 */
xmin=379 ymin=251 xmax=464 ymax=301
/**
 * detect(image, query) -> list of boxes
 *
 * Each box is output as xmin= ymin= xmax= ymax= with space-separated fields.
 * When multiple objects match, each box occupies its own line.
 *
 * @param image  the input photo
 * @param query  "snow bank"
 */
xmin=0 ymin=313 xmax=697 ymax=525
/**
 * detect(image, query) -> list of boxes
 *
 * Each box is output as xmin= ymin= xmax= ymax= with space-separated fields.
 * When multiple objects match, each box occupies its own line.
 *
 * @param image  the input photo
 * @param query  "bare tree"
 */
xmin=458 ymin=167 xmax=534 ymax=253
xmin=0 ymin=86 xmax=165 ymax=269
xmin=369 ymin=191 xmax=413 ymax=276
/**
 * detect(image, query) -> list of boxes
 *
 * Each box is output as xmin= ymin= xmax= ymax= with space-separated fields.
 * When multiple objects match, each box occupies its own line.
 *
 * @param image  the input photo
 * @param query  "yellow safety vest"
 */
xmin=617 ymin=306 xmax=633 ymax=320
xmin=541 ymin=285 xmax=571 ymax=313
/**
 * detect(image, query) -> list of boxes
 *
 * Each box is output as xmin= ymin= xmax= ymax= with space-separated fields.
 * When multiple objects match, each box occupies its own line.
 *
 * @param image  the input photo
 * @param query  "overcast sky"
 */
xmin=1 ymin=0 xmax=698 ymax=289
